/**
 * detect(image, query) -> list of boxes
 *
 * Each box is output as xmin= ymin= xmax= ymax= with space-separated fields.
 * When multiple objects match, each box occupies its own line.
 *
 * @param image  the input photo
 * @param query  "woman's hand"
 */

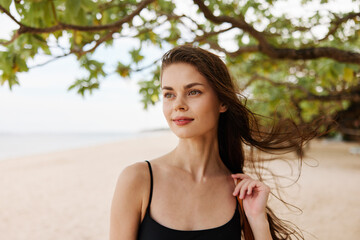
xmin=232 ymin=174 xmax=273 ymax=240
xmin=231 ymin=173 xmax=270 ymax=220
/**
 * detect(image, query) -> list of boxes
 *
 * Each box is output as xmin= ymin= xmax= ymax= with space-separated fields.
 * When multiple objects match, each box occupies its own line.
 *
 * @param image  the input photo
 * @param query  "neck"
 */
xmin=170 ymin=131 xmax=229 ymax=182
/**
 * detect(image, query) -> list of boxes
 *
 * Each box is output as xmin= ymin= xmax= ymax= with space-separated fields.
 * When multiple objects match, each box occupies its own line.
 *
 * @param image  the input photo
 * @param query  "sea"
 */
xmin=0 ymin=131 xmax=158 ymax=161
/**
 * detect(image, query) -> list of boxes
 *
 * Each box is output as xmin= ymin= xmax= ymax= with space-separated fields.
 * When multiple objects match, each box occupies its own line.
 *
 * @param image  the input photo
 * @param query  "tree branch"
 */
xmin=270 ymin=46 xmax=360 ymax=63
xmin=193 ymin=0 xmax=270 ymax=47
xmin=204 ymin=40 xmax=258 ymax=57
xmin=229 ymin=45 xmax=259 ymax=56
xmin=244 ymin=74 xmax=360 ymax=102
xmin=193 ymin=0 xmax=360 ymax=64
xmin=243 ymin=74 xmax=311 ymax=94
xmin=133 ymin=58 xmax=162 ymax=72
xmin=0 ymin=4 xmax=22 ymax=26
xmin=0 ymin=0 xmax=155 ymax=45
xmin=0 ymin=31 xmax=20 ymax=45
xmin=304 ymin=88 xmax=360 ymax=102
xmin=73 ymin=30 xmax=116 ymax=57
xmin=290 ymin=96 xmax=305 ymax=124
xmin=318 ymin=12 xmax=360 ymax=42
xmin=193 ymin=26 xmax=234 ymax=42
xmin=50 ymin=0 xmax=59 ymax=24
xmin=30 ymin=53 xmax=72 ymax=69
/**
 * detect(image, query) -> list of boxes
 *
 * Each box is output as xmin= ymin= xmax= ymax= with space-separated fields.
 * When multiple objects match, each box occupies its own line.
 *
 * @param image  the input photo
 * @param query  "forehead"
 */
xmin=161 ymin=63 xmax=208 ymax=87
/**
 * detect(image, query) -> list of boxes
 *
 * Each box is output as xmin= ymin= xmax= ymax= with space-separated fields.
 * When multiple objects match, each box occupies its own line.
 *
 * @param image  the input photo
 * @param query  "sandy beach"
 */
xmin=0 ymin=130 xmax=359 ymax=240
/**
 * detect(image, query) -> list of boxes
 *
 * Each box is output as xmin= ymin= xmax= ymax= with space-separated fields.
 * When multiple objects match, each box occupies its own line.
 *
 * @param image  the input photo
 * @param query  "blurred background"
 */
xmin=0 ymin=0 xmax=359 ymax=239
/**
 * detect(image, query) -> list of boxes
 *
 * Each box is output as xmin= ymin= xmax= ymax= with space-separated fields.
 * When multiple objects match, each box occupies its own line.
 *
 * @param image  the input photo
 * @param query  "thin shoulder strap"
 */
xmin=145 ymin=160 xmax=153 ymax=209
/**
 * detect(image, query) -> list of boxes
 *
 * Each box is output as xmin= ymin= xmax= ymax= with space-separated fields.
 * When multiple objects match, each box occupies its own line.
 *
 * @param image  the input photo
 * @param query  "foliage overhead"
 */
xmin=0 ymin=0 xmax=359 ymax=134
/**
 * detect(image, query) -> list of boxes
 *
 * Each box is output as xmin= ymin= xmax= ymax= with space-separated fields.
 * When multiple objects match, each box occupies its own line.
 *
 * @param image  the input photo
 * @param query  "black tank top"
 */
xmin=137 ymin=160 xmax=242 ymax=240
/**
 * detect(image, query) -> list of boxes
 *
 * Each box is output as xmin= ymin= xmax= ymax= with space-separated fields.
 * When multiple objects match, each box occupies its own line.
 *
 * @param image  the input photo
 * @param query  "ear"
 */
xmin=219 ymin=103 xmax=228 ymax=113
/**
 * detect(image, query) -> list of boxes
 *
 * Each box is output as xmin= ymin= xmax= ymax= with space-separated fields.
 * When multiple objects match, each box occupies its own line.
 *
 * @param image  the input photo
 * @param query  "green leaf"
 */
xmin=74 ymin=8 xmax=87 ymax=25
xmin=343 ymin=67 xmax=354 ymax=83
xmin=65 ymin=0 xmax=81 ymax=21
xmin=0 ymin=0 xmax=12 ymax=11
xmin=67 ymin=78 xmax=100 ymax=96
xmin=129 ymin=48 xmax=144 ymax=64
xmin=81 ymin=0 xmax=96 ymax=12
xmin=116 ymin=62 xmax=131 ymax=78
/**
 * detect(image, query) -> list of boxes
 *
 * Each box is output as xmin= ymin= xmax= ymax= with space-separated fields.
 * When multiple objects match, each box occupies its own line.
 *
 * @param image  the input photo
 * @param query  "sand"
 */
xmin=0 ymin=130 xmax=359 ymax=240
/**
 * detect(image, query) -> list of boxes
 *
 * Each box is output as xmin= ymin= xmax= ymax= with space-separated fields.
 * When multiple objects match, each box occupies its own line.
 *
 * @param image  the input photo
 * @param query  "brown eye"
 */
xmin=164 ymin=93 xmax=175 ymax=98
xmin=188 ymin=90 xmax=201 ymax=96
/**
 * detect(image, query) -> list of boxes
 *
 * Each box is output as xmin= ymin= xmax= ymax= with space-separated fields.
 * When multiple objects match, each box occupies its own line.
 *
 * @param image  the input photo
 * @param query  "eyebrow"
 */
xmin=162 ymin=82 xmax=205 ymax=90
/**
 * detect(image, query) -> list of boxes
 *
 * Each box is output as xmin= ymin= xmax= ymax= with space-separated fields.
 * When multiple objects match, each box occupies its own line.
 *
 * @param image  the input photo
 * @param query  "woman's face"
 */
xmin=161 ymin=63 xmax=227 ymax=139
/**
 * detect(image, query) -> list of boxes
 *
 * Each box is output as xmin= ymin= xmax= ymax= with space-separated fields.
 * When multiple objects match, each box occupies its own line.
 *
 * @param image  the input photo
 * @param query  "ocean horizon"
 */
xmin=0 ymin=130 xmax=169 ymax=161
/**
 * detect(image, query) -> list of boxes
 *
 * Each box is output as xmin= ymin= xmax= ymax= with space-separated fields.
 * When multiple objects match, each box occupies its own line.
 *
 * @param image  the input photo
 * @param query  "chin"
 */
xmin=170 ymin=126 xmax=214 ymax=140
xmin=169 ymin=126 xmax=198 ymax=139
xmin=167 ymin=121 xmax=217 ymax=139
xmin=171 ymin=129 xmax=195 ymax=139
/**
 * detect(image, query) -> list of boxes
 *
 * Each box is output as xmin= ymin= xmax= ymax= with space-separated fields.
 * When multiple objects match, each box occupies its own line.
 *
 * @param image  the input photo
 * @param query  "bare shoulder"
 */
xmin=110 ymin=161 xmax=151 ymax=240
xmin=118 ymin=161 xmax=150 ymax=185
xmin=113 ymin=161 xmax=151 ymax=204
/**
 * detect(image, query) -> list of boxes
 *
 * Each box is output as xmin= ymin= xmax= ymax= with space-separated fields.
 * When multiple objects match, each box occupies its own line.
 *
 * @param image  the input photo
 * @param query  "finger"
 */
xmin=239 ymin=180 xmax=252 ymax=199
xmin=231 ymin=173 xmax=251 ymax=180
xmin=235 ymin=179 xmax=251 ymax=199
xmin=246 ymin=181 xmax=258 ymax=195
xmin=233 ymin=178 xmax=250 ymax=196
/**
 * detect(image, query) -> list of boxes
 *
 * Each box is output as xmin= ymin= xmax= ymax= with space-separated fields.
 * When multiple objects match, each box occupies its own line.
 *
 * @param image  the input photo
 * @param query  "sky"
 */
xmin=0 ymin=43 xmax=169 ymax=133
xmin=0 ymin=0 xmax=357 ymax=134
xmin=0 ymin=11 xmax=170 ymax=134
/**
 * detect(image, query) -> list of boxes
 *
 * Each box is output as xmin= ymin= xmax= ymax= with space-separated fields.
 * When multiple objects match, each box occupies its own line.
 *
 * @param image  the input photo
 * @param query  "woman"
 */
xmin=110 ymin=45 xmax=313 ymax=239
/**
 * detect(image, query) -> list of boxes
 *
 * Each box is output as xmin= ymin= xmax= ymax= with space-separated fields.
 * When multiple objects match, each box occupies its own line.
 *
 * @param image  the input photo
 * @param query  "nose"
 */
xmin=174 ymin=95 xmax=188 ymax=111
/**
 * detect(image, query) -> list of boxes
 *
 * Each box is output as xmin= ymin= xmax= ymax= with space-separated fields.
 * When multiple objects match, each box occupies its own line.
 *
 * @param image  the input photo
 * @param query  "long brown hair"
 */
xmin=161 ymin=45 xmax=322 ymax=239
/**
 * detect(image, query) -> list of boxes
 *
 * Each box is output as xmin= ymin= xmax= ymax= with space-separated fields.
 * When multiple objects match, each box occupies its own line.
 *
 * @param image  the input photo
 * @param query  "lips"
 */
xmin=172 ymin=117 xmax=194 ymax=126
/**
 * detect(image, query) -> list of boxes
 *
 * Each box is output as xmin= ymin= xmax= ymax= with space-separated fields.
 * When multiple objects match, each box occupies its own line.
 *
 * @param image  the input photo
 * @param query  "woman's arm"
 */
xmin=110 ymin=163 xmax=148 ymax=240
xmin=232 ymin=173 xmax=272 ymax=240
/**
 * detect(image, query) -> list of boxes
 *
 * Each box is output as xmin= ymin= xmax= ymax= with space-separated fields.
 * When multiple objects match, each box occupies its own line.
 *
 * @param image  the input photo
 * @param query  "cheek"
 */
xmin=162 ymin=102 xmax=171 ymax=120
xmin=196 ymin=97 xmax=220 ymax=114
